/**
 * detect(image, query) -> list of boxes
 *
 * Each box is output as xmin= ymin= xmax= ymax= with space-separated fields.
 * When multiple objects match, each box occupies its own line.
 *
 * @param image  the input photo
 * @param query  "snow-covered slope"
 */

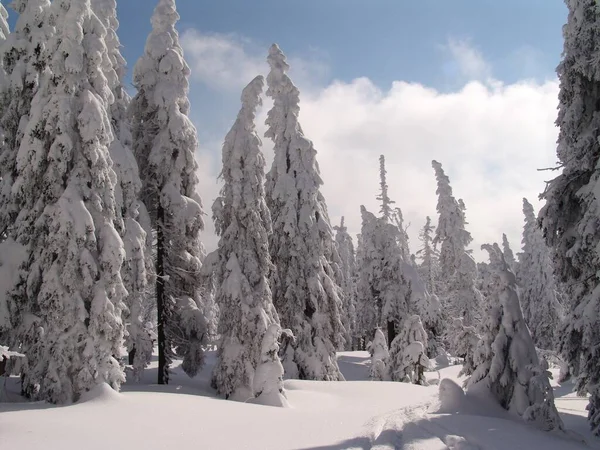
xmin=1 ymin=352 xmax=598 ymax=450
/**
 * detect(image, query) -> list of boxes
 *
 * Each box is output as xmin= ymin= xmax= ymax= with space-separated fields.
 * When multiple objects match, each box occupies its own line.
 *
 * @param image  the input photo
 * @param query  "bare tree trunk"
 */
xmin=387 ymin=320 xmax=396 ymax=349
xmin=157 ymin=204 xmax=167 ymax=385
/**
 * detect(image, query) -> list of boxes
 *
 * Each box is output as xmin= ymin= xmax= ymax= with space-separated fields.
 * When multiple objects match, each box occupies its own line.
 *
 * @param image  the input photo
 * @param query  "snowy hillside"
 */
xmin=2 ymin=352 xmax=598 ymax=450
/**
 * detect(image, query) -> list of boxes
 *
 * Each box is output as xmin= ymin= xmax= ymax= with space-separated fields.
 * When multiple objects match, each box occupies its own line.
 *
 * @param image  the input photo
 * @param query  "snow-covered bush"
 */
xmin=253 ymin=323 xmax=288 ymax=407
xmin=388 ymin=315 xmax=430 ymax=385
xmin=369 ymin=328 xmax=389 ymax=381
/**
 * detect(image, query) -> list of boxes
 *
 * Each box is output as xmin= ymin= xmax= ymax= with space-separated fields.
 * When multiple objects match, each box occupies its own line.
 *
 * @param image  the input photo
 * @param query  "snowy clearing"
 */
xmin=1 ymin=351 xmax=598 ymax=450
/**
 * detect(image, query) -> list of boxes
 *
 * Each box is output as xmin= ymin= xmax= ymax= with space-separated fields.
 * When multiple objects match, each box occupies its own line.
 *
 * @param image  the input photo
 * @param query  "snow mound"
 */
xmin=247 ymin=391 xmax=290 ymax=408
xmin=445 ymin=435 xmax=481 ymax=450
xmin=78 ymin=383 xmax=123 ymax=404
xmin=438 ymin=378 xmax=466 ymax=413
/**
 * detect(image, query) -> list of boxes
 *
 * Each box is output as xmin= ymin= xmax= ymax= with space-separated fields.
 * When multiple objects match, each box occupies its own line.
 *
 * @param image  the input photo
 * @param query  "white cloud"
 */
xmin=181 ymin=30 xmax=330 ymax=92
xmin=192 ymin=35 xmax=559 ymax=261
xmin=181 ymin=30 xmax=266 ymax=90
xmin=290 ymin=78 xmax=559 ymax=261
xmin=444 ymin=38 xmax=492 ymax=81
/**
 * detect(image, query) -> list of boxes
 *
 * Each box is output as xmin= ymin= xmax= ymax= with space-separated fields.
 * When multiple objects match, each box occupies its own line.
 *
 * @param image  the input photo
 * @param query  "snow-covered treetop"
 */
xmin=132 ymin=0 xmax=200 ymax=205
xmin=501 ymin=233 xmax=516 ymax=270
xmin=214 ymin=75 xmax=270 ymax=237
xmin=431 ymin=160 xmax=475 ymax=278
xmin=0 ymin=1 xmax=8 ymax=42
xmin=377 ymin=155 xmax=395 ymax=222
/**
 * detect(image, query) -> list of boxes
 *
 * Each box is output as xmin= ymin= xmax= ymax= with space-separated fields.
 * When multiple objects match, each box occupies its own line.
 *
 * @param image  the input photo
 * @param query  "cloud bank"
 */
xmin=183 ymin=32 xmax=560 ymax=261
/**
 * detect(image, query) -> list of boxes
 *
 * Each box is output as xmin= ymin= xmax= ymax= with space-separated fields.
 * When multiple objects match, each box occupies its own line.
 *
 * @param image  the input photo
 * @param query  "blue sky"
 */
xmin=114 ymin=0 xmax=566 ymax=89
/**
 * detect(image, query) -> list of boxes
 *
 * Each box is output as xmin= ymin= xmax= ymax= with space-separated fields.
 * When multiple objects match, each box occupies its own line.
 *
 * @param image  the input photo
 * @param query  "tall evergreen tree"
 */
xmin=334 ymin=217 xmax=357 ymax=349
xmin=518 ymin=198 xmax=564 ymax=350
xmin=377 ymin=155 xmax=395 ymax=222
xmin=91 ymin=0 xmax=154 ymax=381
xmin=392 ymin=207 xmax=411 ymax=262
xmin=416 ymin=216 xmax=438 ymax=295
xmin=0 ymin=0 xmax=51 ymax=349
xmin=431 ymin=160 xmax=482 ymax=327
xmin=357 ymin=206 xmax=411 ymax=347
xmin=130 ymin=0 xmax=207 ymax=384
xmin=468 ymin=244 xmax=562 ymax=431
xmin=11 ymin=0 xmax=126 ymax=403
xmin=264 ymin=44 xmax=343 ymax=381
xmin=211 ymin=76 xmax=284 ymax=402
xmin=501 ymin=233 xmax=517 ymax=273
xmin=538 ymin=0 xmax=600 ymax=434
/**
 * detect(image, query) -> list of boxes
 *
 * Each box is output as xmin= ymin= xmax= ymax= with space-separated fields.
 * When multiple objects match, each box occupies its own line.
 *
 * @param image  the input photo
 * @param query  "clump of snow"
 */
xmin=78 ymin=382 xmax=123 ymax=404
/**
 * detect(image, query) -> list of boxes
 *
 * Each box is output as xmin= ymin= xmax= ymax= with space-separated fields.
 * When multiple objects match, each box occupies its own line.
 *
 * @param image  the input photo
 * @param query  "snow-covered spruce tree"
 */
xmin=377 ymin=155 xmax=395 ymax=222
xmin=211 ymin=76 xmax=284 ymax=401
xmin=355 ymin=208 xmax=379 ymax=344
xmin=431 ymin=160 xmax=482 ymax=328
xmin=518 ymin=198 xmax=564 ymax=350
xmin=468 ymin=244 xmax=562 ymax=431
xmin=9 ymin=0 xmax=128 ymax=403
xmin=0 ymin=0 xmax=52 ymax=244
xmin=334 ymin=217 xmax=357 ymax=349
xmin=0 ymin=0 xmax=51 ymax=351
xmin=416 ymin=216 xmax=438 ymax=295
xmin=91 ymin=0 xmax=154 ymax=381
xmin=388 ymin=315 xmax=430 ymax=385
xmin=415 ymin=217 xmax=444 ymax=356
xmin=392 ymin=207 xmax=411 ymax=262
xmin=130 ymin=0 xmax=207 ymax=384
xmin=369 ymin=328 xmax=389 ymax=381
xmin=264 ymin=44 xmax=343 ymax=381
xmin=538 ymin=1 xmax=600 ymax=434
xmin=358 ymin=206 xmax=411 ymax=347
xmin=501 ymin=233 xmax=517 ymax=273
xmin=449 ymin=317 xmax=479 ymax=379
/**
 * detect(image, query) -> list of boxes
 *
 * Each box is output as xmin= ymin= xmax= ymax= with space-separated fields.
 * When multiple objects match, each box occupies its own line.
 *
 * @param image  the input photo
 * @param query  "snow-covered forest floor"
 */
xmin=1 ymin=351 xmax=597 ymax=450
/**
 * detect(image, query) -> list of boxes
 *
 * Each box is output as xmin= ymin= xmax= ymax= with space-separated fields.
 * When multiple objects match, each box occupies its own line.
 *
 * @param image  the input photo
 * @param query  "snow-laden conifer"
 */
xmin=377 ymin=155 xmax=395 ymax=222
xmin=91 ymin=0 xmax=154 ymax=381
xmin=416 ymin=217 xmax=439 ymax=295
xmin=468 ymin=244 xmax=562 ymax=431
xmin=334 ymin=217 xmax=357 ymax=349
xmin=369 ymin=328 xmax=389 ymax=381
xmin=449 ymin=317 xmax=479 ymax=379
xmin=252 ymin=323 xmax=288 ymax=407
xmin=0 ymin=0 xmax=51 ymax=350
xmin=501 ymin=233 xmax=517 ymax=273
xmin=388 ymin=315 xmax=430 ymax=385
xmin=539 ymin=2 xmax=600 ymax=434
xmin=357 ymin=206 xmax=411 ymax=346
xmin=264 ymin=44 xmax=343 ymax=381
xmin=518 ymin=198 xmax=564 ymax=350
xmin=0 ymin=0 xmax=51 ymax=242
xmin=10 ymin=0 xmax=127 ymax=403
xmin=130 ymin=0 xmax=207 ymax=384
xmin=356 ymin=208 xmax=379 ymax=343
xmin=392 ymin=207 xmax=411 ymax=262
xmin=431 ymin=160 xmax=482 ymax=327
xmin=211 ymin=76 xmax=283 ymax=400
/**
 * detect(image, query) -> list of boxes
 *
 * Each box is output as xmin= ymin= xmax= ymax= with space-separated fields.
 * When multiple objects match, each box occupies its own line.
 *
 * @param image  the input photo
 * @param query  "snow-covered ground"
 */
xmin=1 ymin=351 xmax=598 ymax=450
